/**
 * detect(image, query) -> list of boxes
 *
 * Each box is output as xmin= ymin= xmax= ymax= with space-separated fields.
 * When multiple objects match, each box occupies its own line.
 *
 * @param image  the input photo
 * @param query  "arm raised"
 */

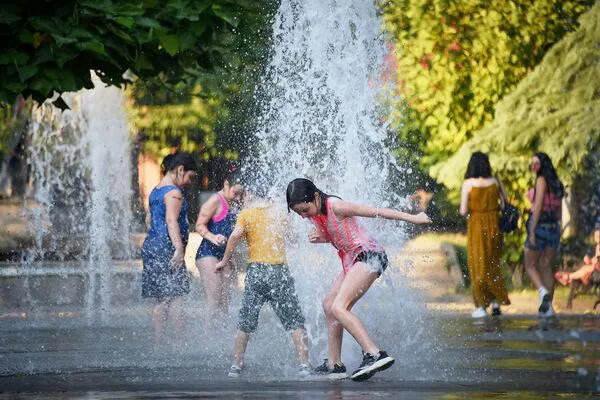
xmin=331 ymin=199 xmax=431 ymax=224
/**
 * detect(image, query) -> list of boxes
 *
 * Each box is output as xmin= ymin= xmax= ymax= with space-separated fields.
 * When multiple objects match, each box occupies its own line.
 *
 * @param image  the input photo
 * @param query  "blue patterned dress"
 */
xmin=141 ymin=185 xmax=190 ymax=299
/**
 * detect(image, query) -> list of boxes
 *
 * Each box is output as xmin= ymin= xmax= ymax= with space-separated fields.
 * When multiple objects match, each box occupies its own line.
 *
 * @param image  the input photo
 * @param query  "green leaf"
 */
xmin=112 ymin=16 xmax=135 ymax=28
xmin=179 ymin=31 xmax=197 ymax=52
xmin=18 ymin=30 xmax=34 ymax=44
xmin=7 ymin=49 xmax=29 ymax=66
xmin=0 ymin=7 xmax=21 ymax=25
xmin=211 ymin=4 xmax=239 ymax=27
xmin=135 ymin=54 xmax=154 ymax=71
xmin=44 ymin=68 xmax=62 ymax=81
xmin=55 ymin=51 xmax=78 ymax=68
xmin=70 ymin=27 xmax=94 ymax=39
xmin=5 ymin=82 xmax=26 ymax=94
xmin=57 ymin=72 xmax=78 ymax=92
xmin=18 ymin=65 xmax=37 ymax=82
xmin=51 ymin=33 xmax=78 ymax=47
xmin=158 ymin=34 xmax=179 ymax=56
xmin=28 ymin=16 xmax=61 ymax=33
xmin=75 ymin=40 xmax=106 ymax=55
xmin=135 ymin=17 xmax=163 ymax=29
xmin=29 ymin=77 xmax=54 ymax=97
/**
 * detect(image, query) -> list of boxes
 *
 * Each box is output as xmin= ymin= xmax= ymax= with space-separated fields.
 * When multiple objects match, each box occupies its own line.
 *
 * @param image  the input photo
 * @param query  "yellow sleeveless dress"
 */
xmin=467 ymin=185 xmax=510 ymax=308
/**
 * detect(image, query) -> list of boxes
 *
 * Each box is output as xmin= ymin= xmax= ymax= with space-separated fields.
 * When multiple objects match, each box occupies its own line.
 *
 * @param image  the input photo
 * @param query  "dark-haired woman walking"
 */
xmin=286 ymin=178 xmax=430 ymax=381
xmin=142 ymin=152 xmax=197 ymax=345
xmin=459 ymin=152 xmax=510 ymax=318
xmin=525 ymin=152 xmax=564 ymax=318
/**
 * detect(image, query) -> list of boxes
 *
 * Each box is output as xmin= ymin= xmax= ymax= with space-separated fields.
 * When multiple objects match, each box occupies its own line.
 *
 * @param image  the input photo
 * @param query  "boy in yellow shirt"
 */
xmin=215 ymin=190 xmax=310 ymax=377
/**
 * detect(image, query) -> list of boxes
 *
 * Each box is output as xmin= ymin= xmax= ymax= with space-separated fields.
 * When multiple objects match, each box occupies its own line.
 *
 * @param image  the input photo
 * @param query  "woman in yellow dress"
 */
xmin=460 ymin=152 xmax=511 ymax=318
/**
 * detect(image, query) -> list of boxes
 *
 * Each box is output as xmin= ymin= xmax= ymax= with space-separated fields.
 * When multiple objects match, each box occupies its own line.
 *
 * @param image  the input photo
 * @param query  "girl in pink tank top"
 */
xmin=286 ymin=178 xmax=431 ymax=382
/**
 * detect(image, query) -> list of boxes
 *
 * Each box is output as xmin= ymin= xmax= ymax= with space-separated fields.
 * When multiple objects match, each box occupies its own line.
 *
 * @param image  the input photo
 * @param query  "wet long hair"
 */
xmin=221 ymin=164 xmax=243 ymax=187
xmin=286 ymin=178 xmax=337 ymax=214
xmin=464 ymin=151 xmax=492 ymax=179
xmin=534 ymin=152 xmax=564 ymax=197
xmin=161 ymin=152 xmax=197 ymax=174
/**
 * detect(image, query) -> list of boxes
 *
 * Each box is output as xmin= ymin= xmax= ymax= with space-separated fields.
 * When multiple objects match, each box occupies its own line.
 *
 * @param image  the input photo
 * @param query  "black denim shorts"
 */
xmin=354 ymin=251 xmax=389 ymax=276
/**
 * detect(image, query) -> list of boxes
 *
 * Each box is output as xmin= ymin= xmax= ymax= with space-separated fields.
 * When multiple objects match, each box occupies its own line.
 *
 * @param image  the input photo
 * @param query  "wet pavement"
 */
xmin=1 ymin=313 xmax=599 ymax=399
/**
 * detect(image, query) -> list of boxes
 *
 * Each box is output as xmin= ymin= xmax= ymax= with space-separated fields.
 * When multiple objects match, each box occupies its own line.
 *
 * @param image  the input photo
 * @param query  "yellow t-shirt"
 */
xmin=236 ymin=204 xmax=287 ymax=264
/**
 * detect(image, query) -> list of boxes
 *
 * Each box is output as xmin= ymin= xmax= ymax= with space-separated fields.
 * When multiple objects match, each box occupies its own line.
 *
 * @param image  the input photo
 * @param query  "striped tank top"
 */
xmin=311 ymin=197 xmax=384 ymax=273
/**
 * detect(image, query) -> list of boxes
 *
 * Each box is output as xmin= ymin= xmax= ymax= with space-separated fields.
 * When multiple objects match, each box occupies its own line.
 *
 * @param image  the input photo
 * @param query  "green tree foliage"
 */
xmin=433 ymin=2 xmax=600 ymax=276
xmin=0 ymin=0 xmax=257 ymax=108
xmin=381 ymin=0 xmax=593 ymax=173
xmin=435 ymin=1 xmax=600 ymax=192
xmin=127 ymin=1 xmax=276 ymax=164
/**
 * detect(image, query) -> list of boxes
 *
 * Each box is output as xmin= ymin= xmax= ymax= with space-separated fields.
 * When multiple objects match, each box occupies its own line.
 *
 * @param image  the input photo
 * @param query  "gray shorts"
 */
xmin=238 ymin=263 xmax=305 ymax=333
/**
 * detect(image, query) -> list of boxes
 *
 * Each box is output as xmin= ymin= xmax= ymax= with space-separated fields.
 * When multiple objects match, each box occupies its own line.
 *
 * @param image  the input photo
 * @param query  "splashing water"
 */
xmin=242 ymin=0 xmax=438 ymax=374
xmin=25 ymin=73 xmax=132 ymax=323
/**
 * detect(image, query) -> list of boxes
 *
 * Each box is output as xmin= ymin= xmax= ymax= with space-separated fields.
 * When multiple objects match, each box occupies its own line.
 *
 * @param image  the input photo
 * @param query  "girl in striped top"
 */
xmin=286 ymin=178 xmax=431 ymax=381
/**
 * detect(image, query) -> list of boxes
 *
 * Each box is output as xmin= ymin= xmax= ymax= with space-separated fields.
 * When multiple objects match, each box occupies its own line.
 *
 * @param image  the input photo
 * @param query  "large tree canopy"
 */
xmin=0 ymin=0 xmax=256 ymax=108
xmin=127 ymin=0 xmax=276 ymax=163
xmin=434 ymin=1 xmax=600 ymax=193
xmin=382 ymin=0 xmax=593 ymax=175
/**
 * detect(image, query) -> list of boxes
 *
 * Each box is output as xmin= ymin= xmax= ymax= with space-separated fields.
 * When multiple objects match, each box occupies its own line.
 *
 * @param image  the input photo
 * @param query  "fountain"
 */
xmin=243 ymin=0 xmax=436 ymax=372
xmin=1 ymin=1 xmax=600 ymax=397
xmin=2 ymin=73 xmax=135 ymax=324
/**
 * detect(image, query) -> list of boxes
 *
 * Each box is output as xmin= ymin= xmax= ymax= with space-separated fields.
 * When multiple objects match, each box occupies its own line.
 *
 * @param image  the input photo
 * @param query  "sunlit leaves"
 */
xmin=0 ymin=0 xmax=259 ymax=108
xmin=381 ymin=0 xmax=594 ymax=172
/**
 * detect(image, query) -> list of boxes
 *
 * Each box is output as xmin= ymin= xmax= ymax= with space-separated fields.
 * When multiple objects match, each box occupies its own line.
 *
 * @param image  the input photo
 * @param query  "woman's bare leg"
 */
xmin=330 ymin=262 xmax=379 ymax=355
xmin=524 ymin=248 xmax=544 ymax=289
xmin=539 ymin=247 xmax=557 ymax=296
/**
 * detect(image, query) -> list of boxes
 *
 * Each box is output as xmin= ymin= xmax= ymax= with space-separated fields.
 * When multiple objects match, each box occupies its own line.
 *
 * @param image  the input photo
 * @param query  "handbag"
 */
xmin=500 ymin=203 xmax=519 ymax=233
xmin=497 ymin=177 xmax=520 ymax=233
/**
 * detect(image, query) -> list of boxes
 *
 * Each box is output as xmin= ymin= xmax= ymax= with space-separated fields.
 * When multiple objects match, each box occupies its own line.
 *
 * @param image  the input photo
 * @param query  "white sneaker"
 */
xmin=471 ymin=307 xmax=486 ymax=318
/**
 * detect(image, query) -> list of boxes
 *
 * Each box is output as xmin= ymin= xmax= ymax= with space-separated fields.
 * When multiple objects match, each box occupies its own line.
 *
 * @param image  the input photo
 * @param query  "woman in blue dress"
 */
xmin=142 ymin=152 xmax=197 ymax=345
xmin=194 ymin=167 xmax=244 ymax=317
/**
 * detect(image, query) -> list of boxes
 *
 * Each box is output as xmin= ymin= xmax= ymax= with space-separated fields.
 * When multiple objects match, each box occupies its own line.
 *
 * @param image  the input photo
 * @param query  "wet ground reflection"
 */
xmin=0 ymin=314 xmax=598 ymax=398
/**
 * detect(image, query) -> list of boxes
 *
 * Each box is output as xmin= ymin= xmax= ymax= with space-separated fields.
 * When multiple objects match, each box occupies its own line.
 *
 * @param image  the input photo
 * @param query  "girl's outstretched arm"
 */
xmin=331 ymin=199 xmax=431 ymax=224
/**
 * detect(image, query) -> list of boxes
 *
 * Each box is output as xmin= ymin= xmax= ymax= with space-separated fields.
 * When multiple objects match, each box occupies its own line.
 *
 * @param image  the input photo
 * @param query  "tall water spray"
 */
xmin=246 ymin=0 xmax=435 ymax=372
xmin=26 ymin=73 xmax=132 ymax=323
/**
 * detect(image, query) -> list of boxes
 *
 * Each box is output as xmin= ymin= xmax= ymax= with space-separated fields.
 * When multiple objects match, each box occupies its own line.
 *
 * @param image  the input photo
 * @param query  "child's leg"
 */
xmin=330 ymin=262 xmax=379 ymax=355
xmin=322 ymin=273 xmax=345 ymax=365
xmin=290 ymin=328 xmax=309 ymax=365
xmin=235 ymin=265 xmax=264 ymax=364
xmin=197 ymin=256 xmax=231 ymax=316
xmin=269 ymin=265 xmax=309 ymax=365
xmin=232 ymin=330 xmax=250 ymax=367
